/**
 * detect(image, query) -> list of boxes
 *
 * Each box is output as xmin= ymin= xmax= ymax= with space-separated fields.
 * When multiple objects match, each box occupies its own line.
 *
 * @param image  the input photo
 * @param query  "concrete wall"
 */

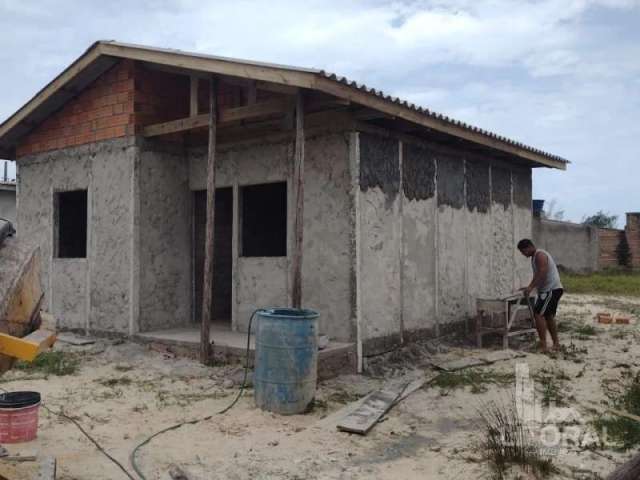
xmin=356 ymin=133 xmax=402 ymax=349
xmin=532 ymin=217 xmax=599 ymax=273
xmin=16 ymin=138 xmax=136 ymax=333
xmin=137 ymin=140 xmax=191 ymax=331
xmin=0 ymin=185 xmax=16 ymax=224
xmin=353 ymin=132 xmax=533 ymax=355
xmin=15 ymin=129 xmax=533 ymax=349
xmin=533 ymin=212 xmax=640 ymax=272
xmin=189 ymin=132 xmax=354 ymax=341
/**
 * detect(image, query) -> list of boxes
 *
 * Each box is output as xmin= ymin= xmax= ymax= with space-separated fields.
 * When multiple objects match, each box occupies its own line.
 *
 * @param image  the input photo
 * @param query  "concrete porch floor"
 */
xmin=134 ymin=324 xmax=358 ymax=379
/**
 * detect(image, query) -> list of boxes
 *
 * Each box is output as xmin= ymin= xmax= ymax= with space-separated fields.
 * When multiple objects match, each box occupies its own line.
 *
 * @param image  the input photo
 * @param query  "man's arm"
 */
xmin=525 ymin=251 xmax=548 ymax=296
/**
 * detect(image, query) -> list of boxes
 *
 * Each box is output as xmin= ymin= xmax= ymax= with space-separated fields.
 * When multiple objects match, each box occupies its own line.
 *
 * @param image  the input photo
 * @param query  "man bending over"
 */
xmin=517 ymin=239 xmax=564 ymax=353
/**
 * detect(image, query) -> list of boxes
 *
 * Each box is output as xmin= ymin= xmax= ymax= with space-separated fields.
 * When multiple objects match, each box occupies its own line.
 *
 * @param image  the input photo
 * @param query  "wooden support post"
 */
xmin=247 ymin=80 xmax=257 ymax=105
xmin=291 ymin=92 xmax=305 ymax=309
xmin=200 ymin=77 xmax=217 ymax=364
xmin=190 ymin=76 xmax=199 ymax=117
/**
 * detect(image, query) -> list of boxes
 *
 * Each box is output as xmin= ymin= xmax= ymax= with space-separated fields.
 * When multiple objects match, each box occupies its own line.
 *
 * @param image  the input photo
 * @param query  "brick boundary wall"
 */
xmin=597 ymin=213 xmax=640 ymax=270
xmin=626 ymin=213 xmax=640 ymax=269
xmin=598 ymin=228 xmax=625 ymax=269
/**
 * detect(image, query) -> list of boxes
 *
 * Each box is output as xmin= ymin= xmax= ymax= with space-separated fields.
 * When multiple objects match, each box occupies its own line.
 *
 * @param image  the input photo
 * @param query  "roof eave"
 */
xmin=314 ymin=76 xmax=567 ymax=170
xmin=0 ymin=40 xmax=568 ymax=169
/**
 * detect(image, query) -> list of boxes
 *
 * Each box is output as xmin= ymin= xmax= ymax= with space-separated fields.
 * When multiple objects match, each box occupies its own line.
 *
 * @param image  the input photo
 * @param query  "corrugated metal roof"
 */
xmin=0 ymin=40 xmax=568 ymax=167
xmin=100 ymin=42 xmax=567 ymax=164
xmin=319 ymin=71 xmax=568 ymax=164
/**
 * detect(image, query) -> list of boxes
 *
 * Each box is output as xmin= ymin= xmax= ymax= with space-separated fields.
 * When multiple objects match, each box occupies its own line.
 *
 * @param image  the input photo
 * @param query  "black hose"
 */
xmin=0 ymin=309 xmax=260 ymax=480
xmin=130 ymin=309 xmax=260 ymax=480
xmin=0 ymin=386 xmax=136 ymax=480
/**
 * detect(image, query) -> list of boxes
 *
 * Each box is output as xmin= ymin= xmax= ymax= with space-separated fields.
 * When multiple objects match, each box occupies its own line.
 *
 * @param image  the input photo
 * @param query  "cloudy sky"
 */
xmin=1 ymin=0 xmax=638 ymax=225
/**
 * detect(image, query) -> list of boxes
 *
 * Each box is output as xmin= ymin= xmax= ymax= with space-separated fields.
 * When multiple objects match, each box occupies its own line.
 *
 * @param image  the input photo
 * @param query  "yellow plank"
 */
xmin=0 ymin=330 xmax=56 ymax=362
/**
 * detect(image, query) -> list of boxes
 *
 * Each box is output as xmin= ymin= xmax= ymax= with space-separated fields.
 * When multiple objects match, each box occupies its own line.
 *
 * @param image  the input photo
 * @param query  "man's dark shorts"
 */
xmin=531 ymin=289 xmax=563 ymax=318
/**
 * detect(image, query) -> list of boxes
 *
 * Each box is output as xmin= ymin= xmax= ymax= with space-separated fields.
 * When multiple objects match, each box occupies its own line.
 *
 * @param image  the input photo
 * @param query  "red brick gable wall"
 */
xmin=15 ymin=60 xmax=252 ymax=157
xmin=16 ymin=60 xmax=137 ymax=157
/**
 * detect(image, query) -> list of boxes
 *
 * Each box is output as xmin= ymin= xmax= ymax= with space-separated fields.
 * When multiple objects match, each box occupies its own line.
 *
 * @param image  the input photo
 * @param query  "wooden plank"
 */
xmin=480 ymin=349 xmax=526 ymax=364
xmin=222 ymin=98 xmax=292 ymax=123
xmin=337 ymin=383 xmax=407 ymax=435
xmin=142 ymin=98 xmax=292 ymax=137
xmin=200 ymin=76 xmax=217 ymax=365
xmin=291 ymin=92 xmax=304 ymax=309
xmin=190 ymin=75 xmax=199 ymax=117
xmin=255 ymin=81 xmax=299 ymax=96
xmin=247 ymin=80 xmax=257 ymax=105
xmin=143 ymin=115 xmax=208 ymax=137
xmin=333 ymin=373 xmax=436 ymax=434
xmin=0 ymin=329 xmax=56 ymax=362
xmin=433 ymin=357 xmax=488 ymax=372
xmin=99 ymin=42 xmax=318 ymax=89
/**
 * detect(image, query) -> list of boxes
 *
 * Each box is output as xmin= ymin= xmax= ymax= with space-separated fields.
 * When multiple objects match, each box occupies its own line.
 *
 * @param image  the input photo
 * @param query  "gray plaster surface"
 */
xmin=17 ymin=138 xmax=135 ymax=333
xmin=532 ymin=217 xmax=599 ymax=273
xmin=402 ymin=185 xmax=437 ymax=333
xmin=189 ymin=133 xmax=354 ymax=341
xmin=358 ymin=132 xmax=402 ymax=344
xmin=353 ymin=133 xmax=533 ymax=351
xmin=138 ymin=140 xmax=191 ymax=332
xmin=89 ymin=141 xmax=135 ymax=333
xmin=14 ymin=129 xmax=534 ymax=351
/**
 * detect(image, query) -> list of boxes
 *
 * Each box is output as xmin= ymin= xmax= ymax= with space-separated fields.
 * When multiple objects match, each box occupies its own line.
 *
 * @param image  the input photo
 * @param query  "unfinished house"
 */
xmin=0 ymin=41 xmax=566 ymax=370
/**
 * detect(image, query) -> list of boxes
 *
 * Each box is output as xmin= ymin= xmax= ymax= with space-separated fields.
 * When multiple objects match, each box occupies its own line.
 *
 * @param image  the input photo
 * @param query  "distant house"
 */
xmin=0 ymin=167 xmax=16 ymax=224
xmin=0 ymin=41 xmax=566 ymax=367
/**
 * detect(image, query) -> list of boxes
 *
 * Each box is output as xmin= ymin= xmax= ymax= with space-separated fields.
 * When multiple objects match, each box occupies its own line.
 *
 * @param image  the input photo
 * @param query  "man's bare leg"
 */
xmin=546 ymin=315 xmax=560 ymax=350
xmin=534 ymin=313 xmax=549 ymax=352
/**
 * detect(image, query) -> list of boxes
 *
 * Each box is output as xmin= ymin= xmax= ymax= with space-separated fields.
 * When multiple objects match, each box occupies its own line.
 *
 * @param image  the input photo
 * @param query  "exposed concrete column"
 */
xmin=433 ymin=156 xmax=440 ymax=337
xmin=128 ymin=143 xmax=140 ymax=336
xmin=398 ymin=140 xmax=404 ymax=344
xmin=348 ymin=131 xmax=363 ymax=372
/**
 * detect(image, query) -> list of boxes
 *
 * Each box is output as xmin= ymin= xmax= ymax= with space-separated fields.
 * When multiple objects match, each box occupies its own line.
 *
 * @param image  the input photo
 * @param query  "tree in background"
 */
xmin=616 ymin=235 xmax=632 ymax=268
xmin=543 ymin=199 xmax=565 ymax=221
xmin=582 ymin=210 xmax=618 ymax=229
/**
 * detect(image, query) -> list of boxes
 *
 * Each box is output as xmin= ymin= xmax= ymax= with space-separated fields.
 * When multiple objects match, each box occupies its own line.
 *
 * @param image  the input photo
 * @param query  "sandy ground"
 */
xmin=1 ymin=293 xmax=640 ymax=480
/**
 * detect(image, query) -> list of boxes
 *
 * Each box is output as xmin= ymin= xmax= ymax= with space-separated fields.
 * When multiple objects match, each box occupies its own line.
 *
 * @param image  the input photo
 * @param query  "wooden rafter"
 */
xmin=190 ymin=75 xmax=199 ymax=117
xmin=143 ymin=98 xmax=293 ymax=137
xmin=0 ymin=40 xmax=567 ymax=169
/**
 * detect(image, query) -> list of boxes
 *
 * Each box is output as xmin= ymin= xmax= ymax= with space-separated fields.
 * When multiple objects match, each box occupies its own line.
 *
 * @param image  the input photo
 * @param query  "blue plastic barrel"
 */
xmin=254 ymin=308 xmax=319 ymax=415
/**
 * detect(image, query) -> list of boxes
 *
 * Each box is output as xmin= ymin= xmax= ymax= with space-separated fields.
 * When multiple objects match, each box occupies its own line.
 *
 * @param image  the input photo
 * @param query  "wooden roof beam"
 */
xmin=143 ymin=97 xmax=294 ymax=137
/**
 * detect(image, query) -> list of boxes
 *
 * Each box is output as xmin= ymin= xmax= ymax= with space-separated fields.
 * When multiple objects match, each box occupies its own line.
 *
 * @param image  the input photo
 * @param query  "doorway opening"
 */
xmin=193 ymin=187 xmax=233 ymax=326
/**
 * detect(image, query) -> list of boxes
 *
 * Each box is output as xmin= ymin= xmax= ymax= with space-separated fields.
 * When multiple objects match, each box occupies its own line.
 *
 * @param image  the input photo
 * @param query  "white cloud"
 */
xmin=0 ymin=0 xmax=638 ymax=222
